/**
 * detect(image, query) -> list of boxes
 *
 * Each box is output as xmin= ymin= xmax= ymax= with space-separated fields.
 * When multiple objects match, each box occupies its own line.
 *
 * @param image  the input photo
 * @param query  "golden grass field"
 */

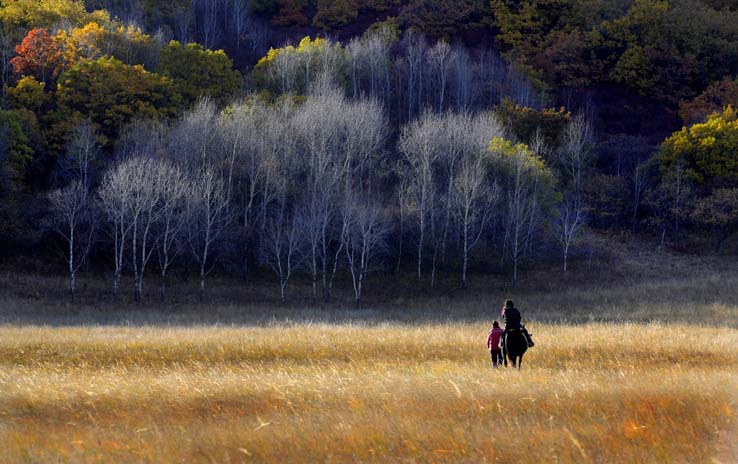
xmin=1 ymin=321 xmax=736 ymax=463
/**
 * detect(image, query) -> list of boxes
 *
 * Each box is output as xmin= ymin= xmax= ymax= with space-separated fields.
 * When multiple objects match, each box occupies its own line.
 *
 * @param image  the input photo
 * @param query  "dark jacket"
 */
xmin=501 ymin=306 xmax=521 ymax=330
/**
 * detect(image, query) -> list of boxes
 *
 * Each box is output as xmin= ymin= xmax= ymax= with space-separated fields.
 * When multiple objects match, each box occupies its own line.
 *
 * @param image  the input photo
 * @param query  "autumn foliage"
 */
xmin=659 ymin=106 xmax=738 ymax=188
xmin=10 ymin=28 xmax=63 ymax=83
xmin=679 ymin=77 xmax=738 ymax=125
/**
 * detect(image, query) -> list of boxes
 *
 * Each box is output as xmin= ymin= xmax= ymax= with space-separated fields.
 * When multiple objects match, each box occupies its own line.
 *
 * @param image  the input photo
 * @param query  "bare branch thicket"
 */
xmin=347 ymin=27 xmax=393 ymax=103
xmin=399 ymin=112 xmax=442 ymax=283
xmin=126 ymin=157 xmax=159 ymax=302
xmin=402 ymin=31 xmax=428 ymax=122
xmin=504 ymin=146 xmax=544 ymax=287
xmin=58 ymin=121 xmax=99 ymax=189
xmin=329 ymin=97 xmax=387 ymax=299
xmin=394 ymin=172 xmax=410 ymax=275
xmin=453 ymin=148 xmax=499 ymax=288
xmin=116 ymin=119 xmax=168 ymax=161
xmin=269 ymin=49 xmax=299 ymax=95
xmin=435 ymin=112 xmax=471 ymax=275
xmin=193 ymin=0 xmax=223 ymax=49
xmin=48 ymin=181 xmax=96 ymax=303
xmin=559 ymin=113 xmax=594 ymax=196
xmin=400 ymin=111 xmax=503 ymax=288
xmin=450 ymin=44 xmax=473 ymax=110
xmin=292 ymin=91 xmax=343 ymax=303
xmin=218 ymin=103 xmax=259 ymax=279
xmin=226 ymin=0 xmax=251 ymax=50
xmin=170 ymin=98 xmax=220 ymax=168
xmin=288 ymin=89 xmax=387 ymax=302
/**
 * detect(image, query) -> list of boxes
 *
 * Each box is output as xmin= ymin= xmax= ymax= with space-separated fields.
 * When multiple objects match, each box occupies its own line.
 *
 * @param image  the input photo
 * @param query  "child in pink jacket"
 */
xmin=487 ymin=321 xmax=504 ymax=368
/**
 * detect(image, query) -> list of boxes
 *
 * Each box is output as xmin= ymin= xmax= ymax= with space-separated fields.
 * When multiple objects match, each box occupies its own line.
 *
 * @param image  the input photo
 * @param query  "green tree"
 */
xmin=0 ymin=109 xmax=33 ymax=180
xmin=6 ymin=75 xmax=48 ymax=112
xmin=56 ymin=56 xmax=180 ymax=148
xmin=583 ymin=174 xmax=628 ymax=228
xmin=157 ymin=41 xmax=242 ymax=107
xmin=490 ymin=0 xmax=573 ymax=54
xmin=401 ymin=0 xmax=490 ymax=39
xmin=691 ymin=188 xmax=738 ymax=251
xmin=495 ymin=98 xmax=571 ymax=156
xmin=313 ymin=0 xmax=358 ymax=31
xmin=0 ymin=110 xmax=33 ymax=248
xmin=596 ymin=0 xmax=738 ymax=103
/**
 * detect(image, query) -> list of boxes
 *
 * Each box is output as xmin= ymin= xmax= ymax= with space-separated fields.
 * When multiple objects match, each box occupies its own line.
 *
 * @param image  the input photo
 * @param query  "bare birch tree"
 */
xmin=48 ymin=181 xmax=96 ymax=303
xmin=428 ymin=40 xmax=455 ymax=112
xmin=126 ymin=157 xmax=164 ymax=302
xmin=556 ymin=196 xmax=586 ymax=272
xmin=402 ymin=32 xmax=427 ymax=121
xmin=261 ymin=201 xmax=303 ymax=304
xmin=187 ymin=166 xmax=231 ymax=301
xmin=155 ymin=161 xmax=189 ymax=300
xmin=59 ymin=121 xmax=99 ymax=189
xmin=495 ymin=142 xmax=554 ymax=287
xmin=226 ymin=0 xmax=251 ymax=50
xmin=559 ymin=113 xmax=593 ymax=195
xmin=453 ymin=150 xmax=498 ymax=288
xmin=98 ymin=161 xmax=136 ymax=299
xmin=344 ymin=196 xmax=391 ymax=306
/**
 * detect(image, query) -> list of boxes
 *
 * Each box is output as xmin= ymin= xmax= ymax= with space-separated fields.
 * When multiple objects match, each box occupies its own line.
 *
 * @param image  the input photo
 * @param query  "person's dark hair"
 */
xmin=493 ymin=321 xmax=499 ymax=328
xmin=504 ymin=299 xmax=514 ymax=308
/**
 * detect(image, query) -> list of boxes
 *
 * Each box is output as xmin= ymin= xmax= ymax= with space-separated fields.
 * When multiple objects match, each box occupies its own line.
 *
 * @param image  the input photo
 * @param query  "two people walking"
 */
xmin=487 ymin=299 xmax=534 ymax=368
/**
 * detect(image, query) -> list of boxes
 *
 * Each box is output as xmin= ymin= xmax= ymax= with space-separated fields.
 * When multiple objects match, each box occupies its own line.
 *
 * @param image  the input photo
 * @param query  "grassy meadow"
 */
xmin=1 ymin=244 xmax=738 ymax=463
xmin=0 ymin=323 xmax=736 ymax=463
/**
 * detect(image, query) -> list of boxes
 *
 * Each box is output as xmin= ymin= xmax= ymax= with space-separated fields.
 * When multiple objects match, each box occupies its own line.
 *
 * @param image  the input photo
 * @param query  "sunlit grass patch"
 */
xmin=0 ymin=322 xmax=736 ymax=462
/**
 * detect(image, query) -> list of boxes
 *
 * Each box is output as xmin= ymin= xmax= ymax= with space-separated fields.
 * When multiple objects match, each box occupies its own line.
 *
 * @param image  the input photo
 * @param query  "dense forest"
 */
xmin=2 ymin=0 xmax=738 ymax=303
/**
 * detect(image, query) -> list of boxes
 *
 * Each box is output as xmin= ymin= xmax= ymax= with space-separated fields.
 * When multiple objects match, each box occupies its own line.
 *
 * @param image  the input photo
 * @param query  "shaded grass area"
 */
xmin=1 ymin=269 xmax=737 ymax=327
xmin=3 ymin=232 xmax=738 ymax=327
xmin=0 ymin=324 xmax=736 ymax=463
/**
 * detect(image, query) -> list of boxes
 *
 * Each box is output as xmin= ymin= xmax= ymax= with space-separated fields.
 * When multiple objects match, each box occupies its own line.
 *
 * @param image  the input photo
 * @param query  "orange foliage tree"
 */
xmin=10 ymin=28 xmax=63 ymax=84
xmin=679 ymin=77 xmax=738 ymax=125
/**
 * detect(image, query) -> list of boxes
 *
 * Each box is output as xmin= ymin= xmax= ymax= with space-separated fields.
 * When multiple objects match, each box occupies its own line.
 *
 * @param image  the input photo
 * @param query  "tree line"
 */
xmin=5 ymin=0 xmax=738 ymax=306
xmin=47 ymin=87 xmax=589 ymax=304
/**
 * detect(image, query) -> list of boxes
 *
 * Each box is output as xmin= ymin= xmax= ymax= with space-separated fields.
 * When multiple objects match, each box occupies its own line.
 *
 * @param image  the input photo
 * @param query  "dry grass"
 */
xmin=1 ymin=322 xmax=736 ymax=463
xmin=3 ymin=242 xmax=738 ymax=462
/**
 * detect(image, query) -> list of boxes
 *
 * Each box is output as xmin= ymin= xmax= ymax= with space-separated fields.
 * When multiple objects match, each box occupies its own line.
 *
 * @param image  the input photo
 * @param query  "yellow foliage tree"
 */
xmin=659 ymin=106 xmax=738 ymax=187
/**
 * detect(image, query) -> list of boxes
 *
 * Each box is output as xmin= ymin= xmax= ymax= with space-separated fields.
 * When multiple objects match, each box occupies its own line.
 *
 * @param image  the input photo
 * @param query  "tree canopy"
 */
xmin=56 ymin=57 xmax=180 ymax=147
xmin=157 ymin=41 xmax=242 ymax=107
xmin=659 ymin=106 xmax=738 ymax=188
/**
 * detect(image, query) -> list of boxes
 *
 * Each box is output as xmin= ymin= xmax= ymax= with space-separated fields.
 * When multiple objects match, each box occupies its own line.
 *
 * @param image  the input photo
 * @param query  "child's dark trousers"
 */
xmin=490 ymin=349 xmax=503 ymax=368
